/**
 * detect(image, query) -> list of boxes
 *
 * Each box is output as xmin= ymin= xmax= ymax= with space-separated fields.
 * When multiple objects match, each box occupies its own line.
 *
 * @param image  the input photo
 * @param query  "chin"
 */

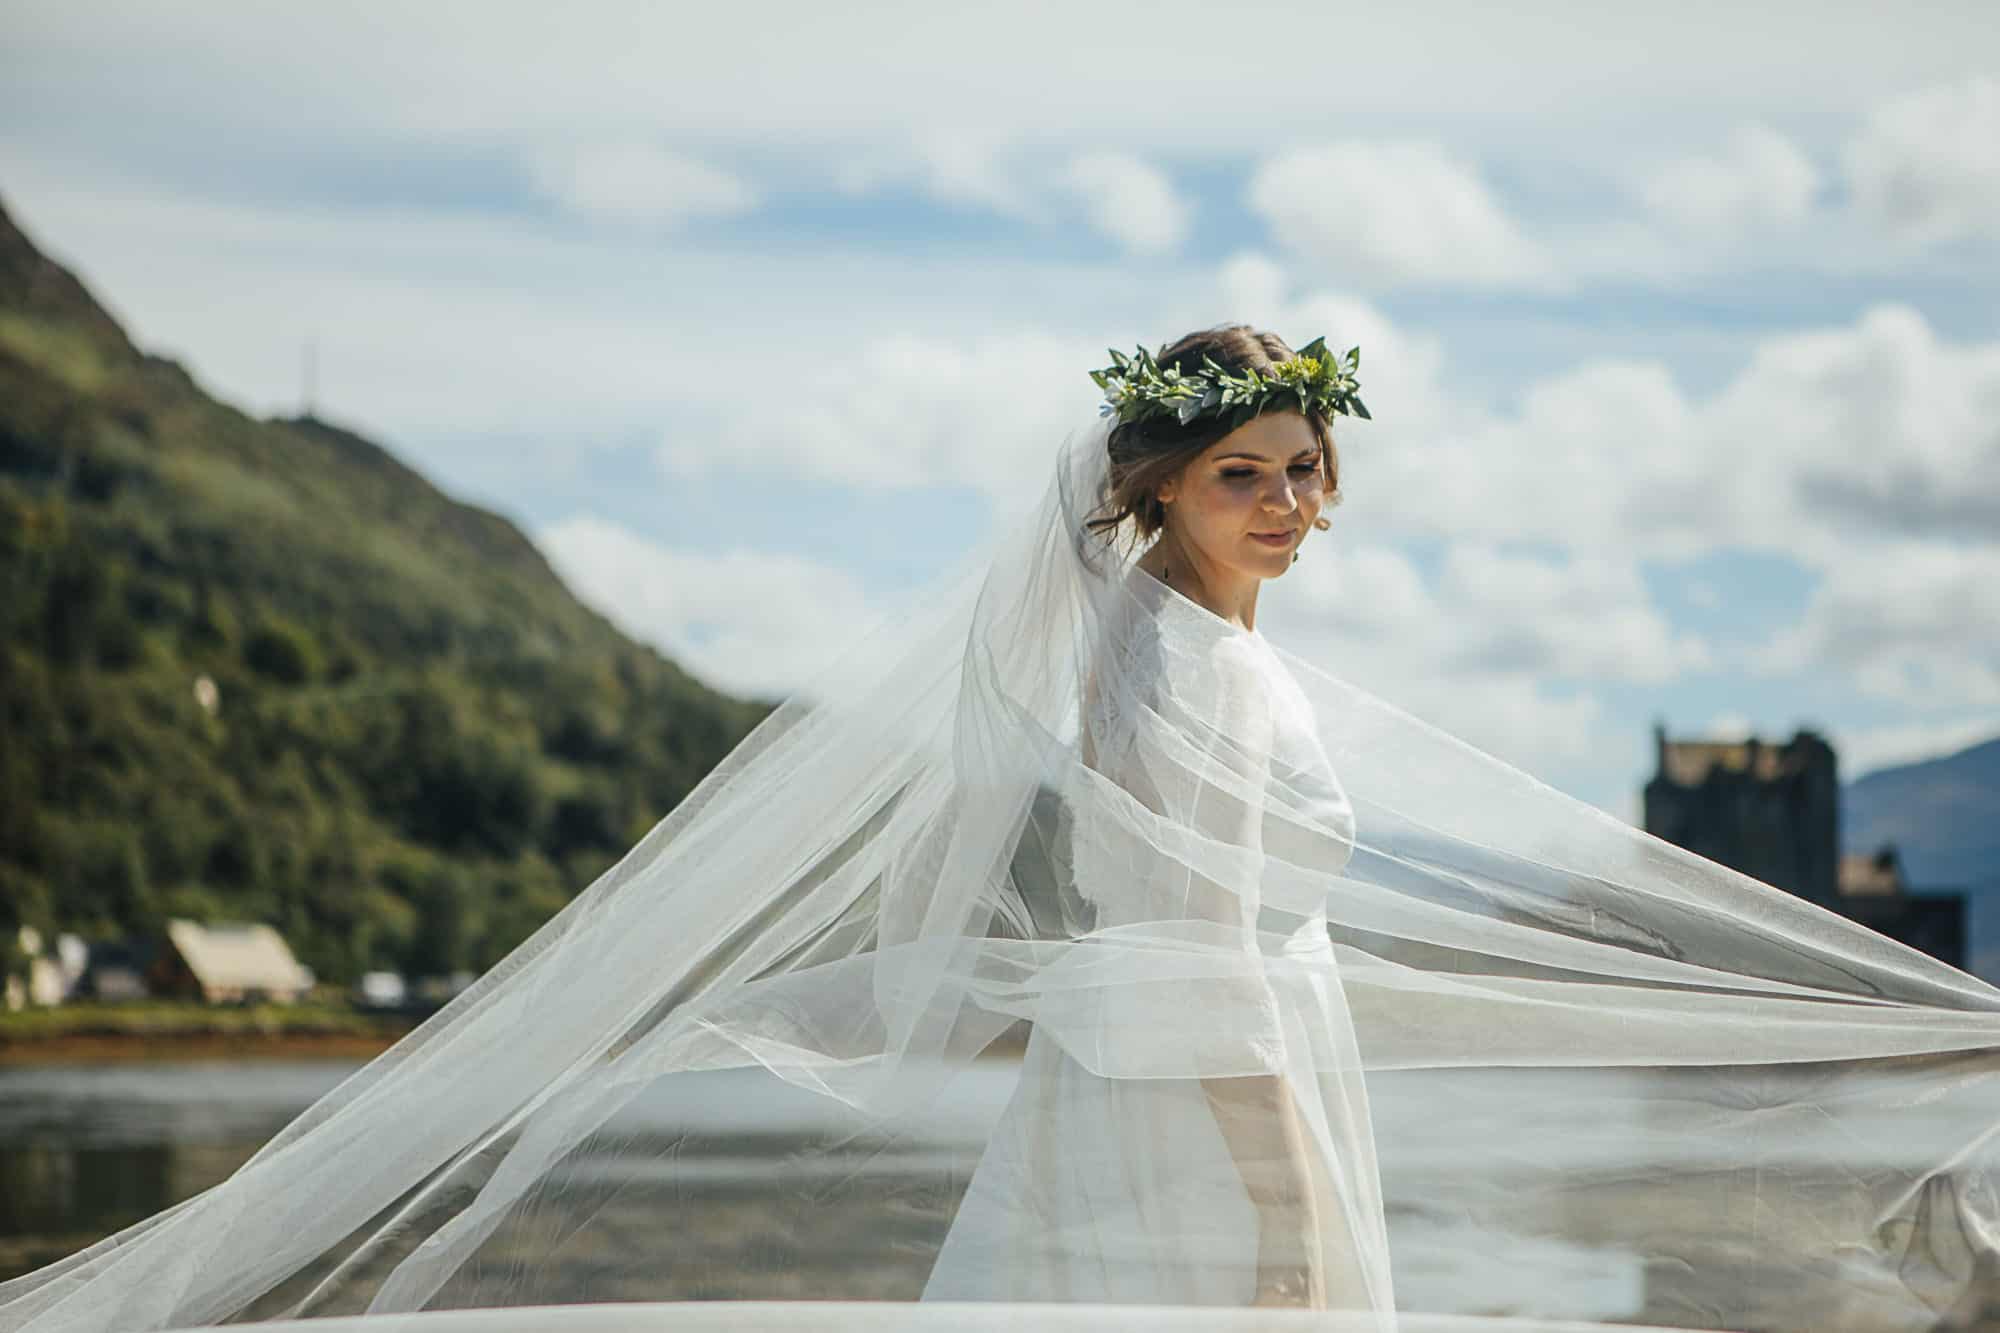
xmin=1245 ymin=554 xmax=1292 ymax=580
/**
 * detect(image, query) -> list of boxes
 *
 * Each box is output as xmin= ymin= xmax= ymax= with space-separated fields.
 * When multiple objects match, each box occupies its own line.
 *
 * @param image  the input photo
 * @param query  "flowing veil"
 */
xmin=5 ymin=408 xmax=2000 ymax=1332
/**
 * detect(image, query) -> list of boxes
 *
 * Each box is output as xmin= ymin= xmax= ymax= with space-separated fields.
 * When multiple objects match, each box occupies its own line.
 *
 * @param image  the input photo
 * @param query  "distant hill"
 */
xmin=1844 ymin=737 xmax=2000 ymax=978
xmin=0 ymin=195 xmax=773 ymax=985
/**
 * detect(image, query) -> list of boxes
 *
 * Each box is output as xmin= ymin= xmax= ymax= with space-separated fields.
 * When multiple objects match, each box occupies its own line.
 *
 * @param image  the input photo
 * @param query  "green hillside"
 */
xmin=0 ymin=196 xmax=774 ymax=986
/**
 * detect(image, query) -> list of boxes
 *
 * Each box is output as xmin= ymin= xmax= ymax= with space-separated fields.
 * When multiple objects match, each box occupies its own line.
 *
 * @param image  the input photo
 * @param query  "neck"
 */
xmin=1138 ymin=529 xmax=1261 ymax=635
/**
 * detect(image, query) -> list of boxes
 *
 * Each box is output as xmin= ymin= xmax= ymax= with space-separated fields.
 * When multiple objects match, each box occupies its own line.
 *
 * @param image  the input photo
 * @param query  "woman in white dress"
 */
xmin=926 ymin=325 xmax=1394 ymax=1315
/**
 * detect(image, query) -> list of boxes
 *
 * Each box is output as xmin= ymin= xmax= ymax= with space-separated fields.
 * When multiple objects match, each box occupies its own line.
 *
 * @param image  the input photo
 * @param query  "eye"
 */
xmin=1220 ymin=463 xmax=1321 ymax=481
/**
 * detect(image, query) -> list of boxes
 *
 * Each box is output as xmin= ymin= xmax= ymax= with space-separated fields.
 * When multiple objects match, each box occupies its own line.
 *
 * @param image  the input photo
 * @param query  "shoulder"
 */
xmin=1203 ymin=636 xmax=1278 ymax=732
xmin=1207 ymin=633 xmax=1275 ymax=684
xmin=1207 ymin=626 xmax=1265 ymax=658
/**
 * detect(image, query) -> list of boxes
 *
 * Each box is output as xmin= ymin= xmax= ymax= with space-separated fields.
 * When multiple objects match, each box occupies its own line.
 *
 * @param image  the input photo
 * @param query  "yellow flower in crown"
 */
xmin=1088 ymin=335 xmax=1370 ymax=430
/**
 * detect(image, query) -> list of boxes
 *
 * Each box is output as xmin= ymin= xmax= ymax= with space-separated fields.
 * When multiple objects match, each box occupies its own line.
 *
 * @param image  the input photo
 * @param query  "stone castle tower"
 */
xmin=1642 ymin=723 xmax=1841 ymax=909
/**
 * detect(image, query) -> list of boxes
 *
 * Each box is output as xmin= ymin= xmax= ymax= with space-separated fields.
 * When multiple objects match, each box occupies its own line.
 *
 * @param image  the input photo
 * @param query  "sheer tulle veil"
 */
xmin=5 ymin=407 xmax=2000 ymax=1332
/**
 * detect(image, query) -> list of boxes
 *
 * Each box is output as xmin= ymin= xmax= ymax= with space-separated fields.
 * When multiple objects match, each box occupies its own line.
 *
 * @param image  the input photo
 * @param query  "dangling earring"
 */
xmin=1292 ymin=551 xmax=1299 ymax=564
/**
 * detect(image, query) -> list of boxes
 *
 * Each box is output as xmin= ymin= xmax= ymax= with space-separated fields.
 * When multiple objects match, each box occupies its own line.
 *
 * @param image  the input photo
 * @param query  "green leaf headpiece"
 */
xmin=1087 ymin=335 xmax=1370 ymax=430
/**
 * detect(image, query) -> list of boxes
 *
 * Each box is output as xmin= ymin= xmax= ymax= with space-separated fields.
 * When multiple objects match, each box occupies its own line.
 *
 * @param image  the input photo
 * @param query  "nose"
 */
xmin=1261 ymin=475 xmax=1300 ymax=513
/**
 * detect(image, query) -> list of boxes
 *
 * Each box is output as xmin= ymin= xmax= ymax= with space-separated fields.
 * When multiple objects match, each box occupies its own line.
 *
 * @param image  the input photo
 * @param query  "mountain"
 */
xmin=1845 ymin=738 xmax=2000 ymax=889
xmin=1844 ymin=737 xmax=2000 ymax=978
xmin=0 ymin=195 xmax=774 ymax=984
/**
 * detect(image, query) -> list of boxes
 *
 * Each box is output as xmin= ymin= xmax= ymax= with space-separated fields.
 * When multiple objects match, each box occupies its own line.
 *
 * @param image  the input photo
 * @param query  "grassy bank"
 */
xmin=0 ymin=999 xmax=416 ymax=1063
xmin=0 ymin=1003 xmax=1029 ymax=1066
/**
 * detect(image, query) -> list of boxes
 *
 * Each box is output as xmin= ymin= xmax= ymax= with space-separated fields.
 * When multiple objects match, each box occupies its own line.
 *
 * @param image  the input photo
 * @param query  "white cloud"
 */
xmin=1433 ymin=546 xmax=1711 ymax=685
xmin=1059 ymin=151 xmax=1189 ymax=256
xmin=834 ymin=129 xmax=1045 ymax=221
xmin=1277 ymin=539 xmax=1711 ymax=687
xmin=1385 ymin=674 xmax=1611 ymax=790
xmin=1351 ymin=300 xmax=2000 ymax=572
xmin=525 ymin=140 xmax=757 ymax=227
xmin=1247 ymin=141 xmax=1561 ymax=292
xmin=1836 ymin=713 xmax=2000 ymax=779
xmin=1634 ymin=123 xmax=1821 ymax=235
xmin=536 ymin=515 xmax=882 ymax=698
xmin=0 ymin=157 xmax=1191 ymax=457
xmin=661 ymin=330 xmax=1106 ymax=510
xmin=1709 ymin=303 xmax=2000 ymax=555
xmin=1285 ymin=541 xmax=1436 ymax=636
xmin=1279 ymin=535 xmax=1705 ymax=698
xmin=1843 ymin=74 xmax=2000 ymax=250
xmin=1753 ymin=544 xmax=2000 ymax=707
xmin=14 ymin=2 xmax=1989 ymax=158
xmin=1361 ymin=356 xmax=1710 ymax=558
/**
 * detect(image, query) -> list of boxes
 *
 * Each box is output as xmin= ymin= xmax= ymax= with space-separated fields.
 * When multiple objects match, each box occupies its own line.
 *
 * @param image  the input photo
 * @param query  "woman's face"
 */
xmin=1157 ymin=409 xmax=1329 ymax=581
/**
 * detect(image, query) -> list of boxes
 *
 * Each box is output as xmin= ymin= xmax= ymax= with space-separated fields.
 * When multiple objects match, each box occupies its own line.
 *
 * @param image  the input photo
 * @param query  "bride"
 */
xmin=924 ymin=324 xmax=1390 ymax=1313
xmin=5 ymin=323 xmax=2000 ymax=1333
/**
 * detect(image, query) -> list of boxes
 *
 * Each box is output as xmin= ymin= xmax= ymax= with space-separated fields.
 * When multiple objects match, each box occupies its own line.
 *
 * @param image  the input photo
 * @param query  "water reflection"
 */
xmin=4 ymin=1058 xmax=1993 ymax=1328
xmin=1 ymin=1142 xmax=173 ymax=1237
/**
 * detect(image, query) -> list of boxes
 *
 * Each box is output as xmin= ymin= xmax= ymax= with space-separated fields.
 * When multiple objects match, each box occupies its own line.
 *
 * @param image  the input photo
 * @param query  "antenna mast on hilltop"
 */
xmin=302 ymin=334 xmax=318 ymax=420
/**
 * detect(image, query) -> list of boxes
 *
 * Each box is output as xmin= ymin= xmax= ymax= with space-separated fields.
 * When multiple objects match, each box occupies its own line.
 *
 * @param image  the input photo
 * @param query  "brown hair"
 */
xmin=1081 ymin=322 xmax=1343 ymax=552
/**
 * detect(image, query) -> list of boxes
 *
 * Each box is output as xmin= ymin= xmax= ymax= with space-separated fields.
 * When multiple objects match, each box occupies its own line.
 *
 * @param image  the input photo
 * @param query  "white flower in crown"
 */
xmin=1088 ymin=336 xmax=1370 ymax=430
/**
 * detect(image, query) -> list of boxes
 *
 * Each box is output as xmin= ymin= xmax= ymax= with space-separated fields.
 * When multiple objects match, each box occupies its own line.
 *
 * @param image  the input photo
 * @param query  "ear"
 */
xmin=1155 ymin=477 xmax=1178 ymax=506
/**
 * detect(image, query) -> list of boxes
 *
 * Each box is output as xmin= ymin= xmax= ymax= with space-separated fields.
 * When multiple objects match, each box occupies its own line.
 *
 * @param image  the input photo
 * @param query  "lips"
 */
xmin=1250 ymin=529 xmax=1294 ymax=545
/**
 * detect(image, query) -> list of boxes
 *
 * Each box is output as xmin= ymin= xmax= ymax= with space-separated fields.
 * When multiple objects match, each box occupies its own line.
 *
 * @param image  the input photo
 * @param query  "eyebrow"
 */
xmin=1215 ymin=447 xmax=1321 ymax=462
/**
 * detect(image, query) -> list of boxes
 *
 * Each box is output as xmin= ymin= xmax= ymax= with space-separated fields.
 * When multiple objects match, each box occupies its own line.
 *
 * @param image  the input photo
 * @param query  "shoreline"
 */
xmin=0 ymin=1029 xmax=415 ymax=1065
xmin=0 ymin=1022 xmax=1032 ymax=1067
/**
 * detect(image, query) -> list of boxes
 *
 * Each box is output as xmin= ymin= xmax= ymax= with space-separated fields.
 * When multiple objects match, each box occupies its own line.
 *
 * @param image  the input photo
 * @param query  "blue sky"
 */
xmin=3 ymin=0 xmax=1997 ymax=820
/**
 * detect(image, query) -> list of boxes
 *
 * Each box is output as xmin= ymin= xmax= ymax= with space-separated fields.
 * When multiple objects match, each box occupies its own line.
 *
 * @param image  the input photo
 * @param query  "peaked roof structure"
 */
xmin=164 ymin=919 xmax=314 ymax=996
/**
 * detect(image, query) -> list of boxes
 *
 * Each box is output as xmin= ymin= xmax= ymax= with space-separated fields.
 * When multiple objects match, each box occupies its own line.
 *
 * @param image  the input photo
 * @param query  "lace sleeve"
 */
xmin=1052 ymin=633 xmax=1286 ymax=1077
xmin=1256 ymin=666 xmax=1358 ymax=902
xmin=1174 ymin=635 xmax=1280 ymax=931
xmin=1073 ymin=635 xmax=1278 ymax=927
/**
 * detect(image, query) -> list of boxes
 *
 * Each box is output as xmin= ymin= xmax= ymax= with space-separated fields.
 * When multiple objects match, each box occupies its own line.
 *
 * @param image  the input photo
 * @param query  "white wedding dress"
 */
xmin=924 ymin=566 xmax=1395 ymax=1317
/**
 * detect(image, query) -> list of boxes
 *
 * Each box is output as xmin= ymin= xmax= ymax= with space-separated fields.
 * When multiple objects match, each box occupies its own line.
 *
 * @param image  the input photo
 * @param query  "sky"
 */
xmin=3 ymin=0 xmax=1997 ymax=822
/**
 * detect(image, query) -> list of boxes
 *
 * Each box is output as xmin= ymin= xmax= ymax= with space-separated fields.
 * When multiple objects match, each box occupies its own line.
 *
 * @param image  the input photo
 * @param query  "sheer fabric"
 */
xmin=925 ymin=588 xmax=1391 ymax=1313
xmin=3 ymin=411 xmax=2000 ymax=1333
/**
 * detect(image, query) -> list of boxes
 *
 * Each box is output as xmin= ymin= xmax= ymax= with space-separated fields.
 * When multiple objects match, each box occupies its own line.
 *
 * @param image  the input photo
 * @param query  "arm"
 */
xmin=1079 ymin=636 xmax=1330 ymax=1304
xmin=1201 ymin=1070 xmax=1328 ymax=1307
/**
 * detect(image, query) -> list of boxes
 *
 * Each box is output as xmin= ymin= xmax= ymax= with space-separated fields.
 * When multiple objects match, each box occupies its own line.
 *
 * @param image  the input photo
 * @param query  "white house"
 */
xmin=155 ymin=919 xmax=316 ymax=1004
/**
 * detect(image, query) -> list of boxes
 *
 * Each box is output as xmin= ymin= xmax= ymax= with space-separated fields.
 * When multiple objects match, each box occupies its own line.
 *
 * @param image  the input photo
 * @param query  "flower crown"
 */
xmin=1088 ymin=335 xmax=1370 ymax=430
